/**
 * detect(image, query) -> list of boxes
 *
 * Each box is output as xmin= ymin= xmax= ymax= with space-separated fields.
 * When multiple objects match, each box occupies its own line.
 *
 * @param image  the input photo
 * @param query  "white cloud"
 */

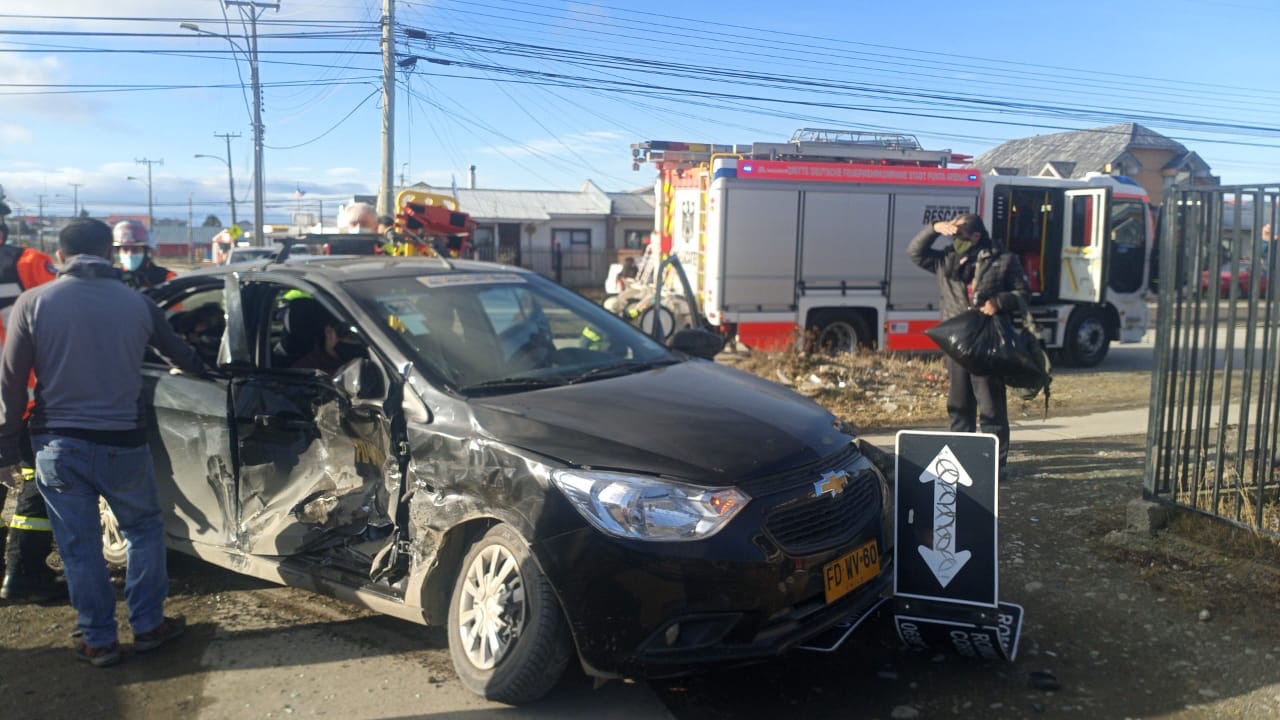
xmin=324 ymin=167 xmax=364 ymax=178
xmin=0 ymin=124 xmax=33 ymax=146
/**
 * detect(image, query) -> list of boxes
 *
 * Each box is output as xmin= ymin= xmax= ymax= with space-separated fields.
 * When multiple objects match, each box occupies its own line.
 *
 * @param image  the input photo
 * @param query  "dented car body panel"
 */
xmin=140 ymin=257 xmax=892 ymax=682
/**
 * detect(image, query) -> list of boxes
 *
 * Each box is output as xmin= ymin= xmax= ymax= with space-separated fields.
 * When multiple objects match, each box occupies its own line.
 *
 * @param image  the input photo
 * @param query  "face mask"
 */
xmin=119 ymin=252 xmax=144 ymax=272
xmin=952 ymin=237 xmax=973 ymax=256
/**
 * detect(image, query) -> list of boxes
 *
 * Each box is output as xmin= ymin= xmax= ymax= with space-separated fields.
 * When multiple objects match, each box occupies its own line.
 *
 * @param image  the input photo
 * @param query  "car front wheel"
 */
xmin=447 ymin=524 xmax=571 ymax=705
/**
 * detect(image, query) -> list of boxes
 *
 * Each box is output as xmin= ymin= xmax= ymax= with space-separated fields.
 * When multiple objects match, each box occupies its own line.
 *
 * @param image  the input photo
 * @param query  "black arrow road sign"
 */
xmin=894 ymin=430 xmax=999 ymax=607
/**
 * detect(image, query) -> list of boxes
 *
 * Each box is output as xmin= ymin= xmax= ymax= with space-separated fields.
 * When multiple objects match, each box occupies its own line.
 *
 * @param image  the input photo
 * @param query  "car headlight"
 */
xmin=552 ymin=470 xmax=750 ymax=542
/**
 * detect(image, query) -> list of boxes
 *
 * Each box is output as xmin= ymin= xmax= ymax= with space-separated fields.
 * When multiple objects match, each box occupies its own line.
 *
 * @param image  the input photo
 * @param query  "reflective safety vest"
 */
xmin=0 ymin=245 xmax=59 ymax=414
xmin=0 ymin=244 xmax=58 ymax=345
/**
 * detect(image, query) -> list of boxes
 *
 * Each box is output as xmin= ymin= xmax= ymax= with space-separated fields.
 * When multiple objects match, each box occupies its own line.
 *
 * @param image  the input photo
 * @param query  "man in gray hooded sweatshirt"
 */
xmin=0 ymin=218 xmax=206 ymax=666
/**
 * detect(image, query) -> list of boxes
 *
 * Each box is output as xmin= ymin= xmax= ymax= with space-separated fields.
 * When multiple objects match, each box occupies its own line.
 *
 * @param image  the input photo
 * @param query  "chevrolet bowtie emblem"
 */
xmin=814 ymin=470 xmax=849 ymax=499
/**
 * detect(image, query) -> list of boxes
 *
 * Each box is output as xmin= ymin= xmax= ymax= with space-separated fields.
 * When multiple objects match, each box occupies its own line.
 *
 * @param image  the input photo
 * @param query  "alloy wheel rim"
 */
xmin=1077 ymin=318 xmax=1105 ymax=356
xmin=457 ymin=544 xmax=526 ymax=670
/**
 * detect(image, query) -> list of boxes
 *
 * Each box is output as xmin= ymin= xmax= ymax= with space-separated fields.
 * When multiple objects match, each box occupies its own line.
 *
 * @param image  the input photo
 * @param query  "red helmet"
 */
xmin=112 ymin=220 xmax=153 ymax=248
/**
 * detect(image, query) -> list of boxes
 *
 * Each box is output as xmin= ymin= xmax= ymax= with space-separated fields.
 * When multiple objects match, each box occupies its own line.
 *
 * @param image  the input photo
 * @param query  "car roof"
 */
xmin=178 ymin=255 xmax=535 ymax=285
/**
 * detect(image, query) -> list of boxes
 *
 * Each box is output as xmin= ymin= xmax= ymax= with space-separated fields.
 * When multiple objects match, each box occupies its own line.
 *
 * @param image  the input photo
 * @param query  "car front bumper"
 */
xmin=534 ymin=449 xmax=893 ymax=678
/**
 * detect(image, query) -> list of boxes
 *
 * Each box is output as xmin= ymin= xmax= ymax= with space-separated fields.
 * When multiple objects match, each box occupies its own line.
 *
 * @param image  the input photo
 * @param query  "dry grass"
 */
xmin=723 ymin=345 xmax=1156 ymax=433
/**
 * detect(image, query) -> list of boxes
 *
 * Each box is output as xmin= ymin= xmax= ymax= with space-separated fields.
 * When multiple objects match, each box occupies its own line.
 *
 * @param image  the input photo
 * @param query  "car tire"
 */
xmin=1062 ymin=307 xmax=1110 ymax=368
xmin=811 ymin=311 xmax=873 ymax=354
xmin=99 ymin=498 xmax=129 ymax=567
xmin=447 ymin=524 xmax=572 ymax=705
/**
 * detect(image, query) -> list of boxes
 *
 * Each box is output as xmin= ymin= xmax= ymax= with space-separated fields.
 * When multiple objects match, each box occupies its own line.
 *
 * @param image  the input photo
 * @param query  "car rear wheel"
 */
xmin=447 ymin=524 xmax=571 ymax=705
xmin=99 ymin=498 xmax=128 ymax=567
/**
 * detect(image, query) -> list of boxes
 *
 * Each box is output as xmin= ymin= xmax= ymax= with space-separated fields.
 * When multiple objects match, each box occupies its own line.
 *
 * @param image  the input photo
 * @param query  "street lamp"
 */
xmin=195 ymin=152 xmax=238 ymax=228
xmin=182 ymin=5 xmax=275 ymax=245
xmin=125 ymin=175 xmax=152 ymax=231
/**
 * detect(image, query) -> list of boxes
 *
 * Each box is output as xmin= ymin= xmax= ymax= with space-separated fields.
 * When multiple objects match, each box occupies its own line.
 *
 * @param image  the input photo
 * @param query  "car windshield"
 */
xmin=345 ymin=271 xmax=675 ymax=393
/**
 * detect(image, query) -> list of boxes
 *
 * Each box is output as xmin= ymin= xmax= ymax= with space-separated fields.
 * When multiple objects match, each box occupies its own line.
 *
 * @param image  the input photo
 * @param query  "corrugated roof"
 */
xmin=608 ymin=191 xmax=655 ymax=217
xmin=453 ymin=188 xmax=610 ymax=221
xmin=972 ymin=123 xmax=1189 ymax=178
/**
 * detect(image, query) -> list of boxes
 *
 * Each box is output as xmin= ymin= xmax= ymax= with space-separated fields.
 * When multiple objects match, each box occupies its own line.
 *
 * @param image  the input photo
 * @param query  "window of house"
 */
xmin=552 ymin=229 xmax=591 ymax=269
xmin=623 ymin=229 xmax=648 ymax=249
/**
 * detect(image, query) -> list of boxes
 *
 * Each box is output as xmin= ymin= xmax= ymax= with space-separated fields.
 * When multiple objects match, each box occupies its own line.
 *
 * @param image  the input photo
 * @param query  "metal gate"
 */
xmin=1144 ymin=185 xmax=1280 ymax=535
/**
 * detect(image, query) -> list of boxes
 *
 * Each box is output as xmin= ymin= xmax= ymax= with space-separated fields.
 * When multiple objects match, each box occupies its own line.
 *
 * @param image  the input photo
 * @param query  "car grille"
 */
xmin=737 ymin=444 xmax=860 ymax=498
xmin=762 ymin=468 xmax=880 ymax=555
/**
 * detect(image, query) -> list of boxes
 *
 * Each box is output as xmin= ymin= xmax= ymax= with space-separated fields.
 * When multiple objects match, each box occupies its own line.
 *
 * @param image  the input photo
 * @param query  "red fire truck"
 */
xmin=631 ymin=129 xmax=1153 ymax=366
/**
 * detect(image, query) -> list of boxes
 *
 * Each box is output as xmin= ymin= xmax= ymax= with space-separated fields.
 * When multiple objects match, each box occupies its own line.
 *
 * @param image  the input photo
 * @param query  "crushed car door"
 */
xmin=141 ymin=276 xmax=236 ymax=549
xmin=229 ymin=279 xmax=394 ymax=557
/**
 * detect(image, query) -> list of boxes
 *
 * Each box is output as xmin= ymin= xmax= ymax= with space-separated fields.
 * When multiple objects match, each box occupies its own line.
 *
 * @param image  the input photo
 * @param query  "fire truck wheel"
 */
xmin=1062 ymin=307 xmax=1110 ymax=368
xmin=811 ymin=312 xmax=872 ymax=354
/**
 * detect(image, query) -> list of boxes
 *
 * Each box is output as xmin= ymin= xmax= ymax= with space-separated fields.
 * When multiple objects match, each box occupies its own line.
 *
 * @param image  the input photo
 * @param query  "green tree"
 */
xmin=202 ymin=214 xmax=222 ymax=228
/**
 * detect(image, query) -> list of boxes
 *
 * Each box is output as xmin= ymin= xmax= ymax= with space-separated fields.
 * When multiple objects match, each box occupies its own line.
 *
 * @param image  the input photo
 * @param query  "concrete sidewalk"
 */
xmin=859 ymin=406 xmax=1152 ymax=448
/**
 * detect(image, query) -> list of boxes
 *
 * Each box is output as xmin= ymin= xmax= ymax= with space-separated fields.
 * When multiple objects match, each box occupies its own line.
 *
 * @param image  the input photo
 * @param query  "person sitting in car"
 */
xmin=284 ymin=297 xmax=365 ymax=373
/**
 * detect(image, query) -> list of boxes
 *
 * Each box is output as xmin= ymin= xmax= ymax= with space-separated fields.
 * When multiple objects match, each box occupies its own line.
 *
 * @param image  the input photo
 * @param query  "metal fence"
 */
xmin=1144 ymin=184 xmax=1280 ymax=536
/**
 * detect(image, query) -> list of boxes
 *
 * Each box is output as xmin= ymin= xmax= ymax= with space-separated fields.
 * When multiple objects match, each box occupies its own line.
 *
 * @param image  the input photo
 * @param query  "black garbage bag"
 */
xmin=925 ymin=309 xmax=1052 ymax=405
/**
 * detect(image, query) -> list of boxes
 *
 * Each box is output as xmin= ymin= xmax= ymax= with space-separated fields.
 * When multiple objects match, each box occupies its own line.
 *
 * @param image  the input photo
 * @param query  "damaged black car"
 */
xmin=128 ymin=255 xmax=894 ymax=704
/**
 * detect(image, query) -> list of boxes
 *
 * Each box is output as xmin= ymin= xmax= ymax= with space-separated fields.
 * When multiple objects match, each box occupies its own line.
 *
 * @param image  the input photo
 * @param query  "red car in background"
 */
xmin=1202 ymin=260 xmax=1269 ymax=297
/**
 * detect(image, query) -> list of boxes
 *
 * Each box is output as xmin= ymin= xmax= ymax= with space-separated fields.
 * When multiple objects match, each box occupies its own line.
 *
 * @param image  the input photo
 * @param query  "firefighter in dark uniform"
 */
xmin=113 ymin=220 xmax=176 ymax=289
xmin=0 ymin=201 xmax=66 ymax=603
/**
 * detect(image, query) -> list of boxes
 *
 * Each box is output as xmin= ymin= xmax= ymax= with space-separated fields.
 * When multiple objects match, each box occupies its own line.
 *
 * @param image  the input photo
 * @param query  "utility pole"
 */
xmin=378 ymin=0 xmax=395 ymax=217
xmin=135 ymin=157 xmax=163 ymax=230
xmin=214 ymin=131 xmax=240 ymax=227
xmin=36 ymin=194 xmax=45 ymax=251
xmin=68 ymin=182 xmax=83 ymax=217
xmin=223 ymin=1 xmax=278 ymax=246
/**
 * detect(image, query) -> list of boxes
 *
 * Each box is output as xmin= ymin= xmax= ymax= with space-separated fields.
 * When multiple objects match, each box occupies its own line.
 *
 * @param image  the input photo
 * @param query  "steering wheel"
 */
xmin=507 ymin=330 xmax=557 ymax=371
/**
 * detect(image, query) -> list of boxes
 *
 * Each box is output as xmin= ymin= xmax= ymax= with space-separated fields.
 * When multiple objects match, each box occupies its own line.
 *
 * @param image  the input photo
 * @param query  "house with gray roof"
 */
xmin=972 ymin=123 xmax=1218 ymax=205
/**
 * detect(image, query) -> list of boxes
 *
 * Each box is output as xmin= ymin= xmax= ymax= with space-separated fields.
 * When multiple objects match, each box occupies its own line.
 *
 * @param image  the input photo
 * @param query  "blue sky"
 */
xmin=1 ymin=0 xmax=1277 ymax=227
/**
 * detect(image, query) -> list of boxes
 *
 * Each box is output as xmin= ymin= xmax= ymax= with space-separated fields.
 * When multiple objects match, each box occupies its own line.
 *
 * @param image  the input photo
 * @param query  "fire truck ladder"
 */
xmin=631 ymin=129 xmax=962 ymax=168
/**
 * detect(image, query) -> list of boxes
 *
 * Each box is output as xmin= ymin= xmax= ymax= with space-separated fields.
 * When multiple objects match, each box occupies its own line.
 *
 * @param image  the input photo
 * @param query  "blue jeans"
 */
xmin=33 ymin=434 xmax=168 ymax=649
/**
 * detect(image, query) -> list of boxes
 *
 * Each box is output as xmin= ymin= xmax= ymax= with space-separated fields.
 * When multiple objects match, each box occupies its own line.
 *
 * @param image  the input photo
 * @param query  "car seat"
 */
xmin=279 ymin=296 xmax=332 ymax=368
xmin=1022 ymin=252 xmax=1042 ymax=294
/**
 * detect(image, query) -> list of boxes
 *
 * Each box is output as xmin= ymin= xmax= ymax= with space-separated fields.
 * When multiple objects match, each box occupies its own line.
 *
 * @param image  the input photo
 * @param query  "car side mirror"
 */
xmin=335 ymin=357 xmax=385 ymax=399
xmin=668 ymin=327 xmax=724 ymax=360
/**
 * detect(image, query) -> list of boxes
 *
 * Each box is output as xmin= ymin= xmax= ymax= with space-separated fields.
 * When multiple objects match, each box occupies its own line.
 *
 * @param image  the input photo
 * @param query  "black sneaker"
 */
xmin=0 ymin=573 xmax=69 ymax=604
xmin=133 ymin=615 xmax=186 ymax=652
xmin=71 ymin=631 xmax=122 ymax=668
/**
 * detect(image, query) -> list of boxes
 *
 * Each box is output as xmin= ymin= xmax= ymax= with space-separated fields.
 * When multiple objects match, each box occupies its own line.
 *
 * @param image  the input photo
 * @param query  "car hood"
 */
xmin=469 ymin=360 xmax=853 ymax=483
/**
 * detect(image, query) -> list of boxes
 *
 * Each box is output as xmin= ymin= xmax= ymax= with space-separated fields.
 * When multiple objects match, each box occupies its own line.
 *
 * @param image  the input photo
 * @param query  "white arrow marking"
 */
xmin=917 ymin=444 xmax=972 ymax=588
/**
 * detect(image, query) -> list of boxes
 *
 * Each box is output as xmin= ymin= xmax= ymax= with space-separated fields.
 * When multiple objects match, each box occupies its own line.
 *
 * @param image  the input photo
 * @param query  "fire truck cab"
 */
xmin=632 ymin=130 xmax=1153 ymax=367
